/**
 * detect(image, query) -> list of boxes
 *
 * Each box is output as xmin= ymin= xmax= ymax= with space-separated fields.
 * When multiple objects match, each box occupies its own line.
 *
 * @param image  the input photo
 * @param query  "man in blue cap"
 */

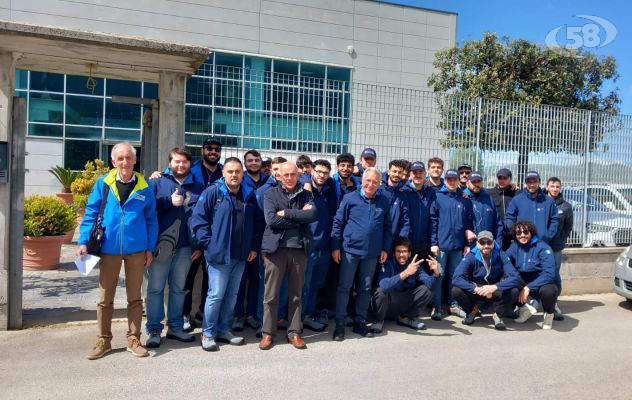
xmin=505 ymin=171 xmax=559 ymax=244
xmin=353 ymin=147 xmax=377 ymax=177
xmin=464 ymin=171 xmax=504 ymax=243
xmin=457 ymin=164 xmax=472 ymax=190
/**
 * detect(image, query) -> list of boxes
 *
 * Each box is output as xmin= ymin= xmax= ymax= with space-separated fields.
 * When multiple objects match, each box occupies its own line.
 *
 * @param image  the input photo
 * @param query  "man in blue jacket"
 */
xmin=353 ymin=147 xmax=376 ymax=177
xmin=505 ymin=220 xmax=560 ymax=330
xmin=78 ymin=142 xmax=158 ymax=360
xmin=379 ymin=159 xmax=411 ymax=240
xmin=505 ymin=170 xmax=559 ymax=244
xmin=332 ymin=153 xmax=360 ymax=206
xmin=452 ymin=231 xmax=521 ymax=330
xmin=371 ymin=237 xmax=439 ymax=334
xmin=402 ymin=161 xmax=439 ymax=265
xmin=233 ymin=149 xmax=269 ymax=332
xmin=145 ymin=147 xmax=205 ymax=348
xmin=426 ymin=157 xmax=445 ymax=192
xmin=331 ymin=167 xmax=392 ymax=341
xmin=464 ymin=171 xmax=504 ymax=243
xmin=191 ymin=157 xmax=261 ymax=351
xmin=432 ymin=169 xmax=476 ymax=321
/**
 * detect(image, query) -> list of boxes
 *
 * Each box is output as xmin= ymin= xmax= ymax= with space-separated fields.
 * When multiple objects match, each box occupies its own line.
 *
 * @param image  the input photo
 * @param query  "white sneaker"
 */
xmin=542 ymin=313 xmax=554 ymax=330
xmin=216 ymin=331 xmax=245 ymax=346
xmin=515 ymin=303 xmax=537 ymax=323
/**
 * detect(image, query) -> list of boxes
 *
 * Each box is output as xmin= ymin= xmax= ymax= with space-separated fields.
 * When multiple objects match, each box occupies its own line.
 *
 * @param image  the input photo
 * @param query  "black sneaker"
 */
xmin=492 ymin=314 xmax=506 ymax=331
xmin=333 ymin=326 xmax=345 ymax=341
xmin=352 ymin=322 xmax=373 ymax=338
xmin=463 ymin=311 xmax=476 ymax=325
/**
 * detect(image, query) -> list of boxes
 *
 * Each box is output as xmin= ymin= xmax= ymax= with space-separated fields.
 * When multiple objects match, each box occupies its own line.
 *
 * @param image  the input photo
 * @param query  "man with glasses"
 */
xmin=505 ymin=171 xmax=559 ymax=245
xmin=371 ymin=236 xmax=439 ymax=334
xmin=488 ymin=168 xmax=520 ymax=250
xmin=259 ymin=162 xmax=317 ymax=350
xmin=457 ymin=164 xmax=472 ymax=190
xmin=452 ymin=231 xmax=521 ymax=330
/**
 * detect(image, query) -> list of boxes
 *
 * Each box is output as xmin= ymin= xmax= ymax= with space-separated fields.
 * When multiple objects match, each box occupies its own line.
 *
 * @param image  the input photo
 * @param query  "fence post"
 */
xmin=474 ymin=97 xmax=482 ymax=170
xmin=581 ymin=111 xmax=592 ymax=247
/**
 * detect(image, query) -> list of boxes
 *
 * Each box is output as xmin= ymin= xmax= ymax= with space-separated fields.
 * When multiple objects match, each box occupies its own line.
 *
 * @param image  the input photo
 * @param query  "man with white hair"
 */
xmin=331 ymin=167 xmax=393 ymax=341
xmin=77 ymin=142 xmax=158 ymax=360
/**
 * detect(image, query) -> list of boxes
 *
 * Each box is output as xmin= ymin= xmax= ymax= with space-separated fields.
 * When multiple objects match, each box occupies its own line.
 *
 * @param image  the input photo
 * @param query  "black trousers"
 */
xmin=411 ymin=242 xmax=432 ymax=275
xmin=529 ymin=284 xmax=559 ymax=314
xmin=373 ymin=285 xmax=433 ymax=321
xmin=183 ymin=256 xmax=208 ymax=317
xmin=452 ymin=286 xmax=519 ymax=316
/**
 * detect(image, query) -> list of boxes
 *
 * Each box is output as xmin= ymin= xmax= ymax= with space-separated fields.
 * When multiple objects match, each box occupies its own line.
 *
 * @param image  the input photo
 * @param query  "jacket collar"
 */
xmin=104 ymin=169 xmax=149 ymax=203
xmin=472 ymin=242 xmax=501 ymax=263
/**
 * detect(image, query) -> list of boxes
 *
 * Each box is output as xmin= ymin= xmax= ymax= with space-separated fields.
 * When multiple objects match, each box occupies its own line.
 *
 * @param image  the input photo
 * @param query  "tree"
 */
xmin=427 ymin=32 xmax=621 ymax=182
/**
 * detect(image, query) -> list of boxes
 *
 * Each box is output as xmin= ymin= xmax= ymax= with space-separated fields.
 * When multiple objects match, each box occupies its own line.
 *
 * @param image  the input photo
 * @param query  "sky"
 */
xmin=387 ymin=0 xmax=632 ymax=115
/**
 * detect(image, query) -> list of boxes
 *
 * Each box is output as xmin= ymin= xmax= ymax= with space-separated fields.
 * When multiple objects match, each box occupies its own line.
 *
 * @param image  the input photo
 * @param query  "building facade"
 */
xmin=0 ymin=0 xmax=457 ymax=194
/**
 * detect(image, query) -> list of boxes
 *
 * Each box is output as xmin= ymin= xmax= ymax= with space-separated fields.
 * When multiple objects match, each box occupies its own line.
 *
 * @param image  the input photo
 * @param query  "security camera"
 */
xmin=347 ymin=45 xmax=355 ymax=55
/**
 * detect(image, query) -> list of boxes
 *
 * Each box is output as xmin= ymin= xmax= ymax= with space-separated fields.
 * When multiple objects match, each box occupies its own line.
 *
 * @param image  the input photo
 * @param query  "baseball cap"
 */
xmin=468 ymin=171 xmax=483 ymax=182
xmin=410 ymin=161 xmax=426 ymax=172
xmin=361 ymin=148 xmax=377 ymax=159
xmin=445 ymin=169 xmax=459 ymax=179
xmin=203 ymin=137 xmax=222 ymax=147
xmin=457 ymin=164 xmax=472 ymax=171
xmin=477 ymin=231 xmax=494 ymax=242
xmin=496 ymin=168 xmax=512 ymax=178
xmin=525 ymin=170 xmax=541 ymax=181
xmin=261 ymin=157 xmax=272 ymax=165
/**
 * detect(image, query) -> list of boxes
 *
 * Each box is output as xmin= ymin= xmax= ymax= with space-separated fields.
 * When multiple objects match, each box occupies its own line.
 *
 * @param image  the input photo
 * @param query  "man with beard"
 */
xmin=488 ymin=168 xmax=520 ymax=250
xmin=457 ymin=164 xmax=472 ymax=190
xmin=379 ymin=159 xmax=410 ymax=240
xmin=233 ymin=150 xmax=268 ymax=332
xmin=332 ymin=153 xmax=361 ymax=206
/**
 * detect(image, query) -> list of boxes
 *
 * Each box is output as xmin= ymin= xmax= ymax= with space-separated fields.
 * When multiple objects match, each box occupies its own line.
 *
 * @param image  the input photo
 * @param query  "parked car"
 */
xmin=613 ymin=246 xmax=632 ymax=304
xmin=586 ymin=184 xmax=632 ymax=215
xmin=562 ymin=188 xmax=632 ymax=247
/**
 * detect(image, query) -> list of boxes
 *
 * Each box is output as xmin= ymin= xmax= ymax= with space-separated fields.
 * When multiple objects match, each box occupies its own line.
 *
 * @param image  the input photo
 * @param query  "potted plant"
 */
xmin=71 ymin=159 xmax=109 ymax=225
xmin=23 ymin=195 xmax=76 ymax=270
xmin=48 ymin=165 xmax=79 ymax=205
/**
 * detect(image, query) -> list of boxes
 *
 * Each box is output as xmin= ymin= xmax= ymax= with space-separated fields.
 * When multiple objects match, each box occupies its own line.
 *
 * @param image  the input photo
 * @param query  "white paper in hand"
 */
xmin=75 ymin=254 xmax=100 ymax=276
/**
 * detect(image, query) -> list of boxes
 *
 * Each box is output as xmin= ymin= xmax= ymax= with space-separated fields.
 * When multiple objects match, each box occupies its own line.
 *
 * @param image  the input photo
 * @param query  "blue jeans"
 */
xmin=336 ymin=252 xmax=377 ymax=325
xmin=302 ymin=249 xmax=331 ymax=319
xmin=145 ymin=246 xmax=192 ymax=333
xmin=432 ymin=249 xmax=464 ymax=308
xmin=203 ymin=259 xmax=246 ymax=338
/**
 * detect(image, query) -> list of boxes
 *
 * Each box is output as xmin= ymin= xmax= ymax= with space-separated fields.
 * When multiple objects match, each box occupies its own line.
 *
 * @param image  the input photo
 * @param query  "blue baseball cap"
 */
xmin=525 ymin=170 xmax=541 ymax=181
xmin=410 ymin=161 xmax=425 ymax=172
xmin=458 ymin=164 xmax=472 ymax=172
xmin=445 ymin=169 xmax=459 ymax=179
xmin=361 ymin=148 xmax=376 ymax=159
xmin=468 ymin=171 xmax=483 ymax=182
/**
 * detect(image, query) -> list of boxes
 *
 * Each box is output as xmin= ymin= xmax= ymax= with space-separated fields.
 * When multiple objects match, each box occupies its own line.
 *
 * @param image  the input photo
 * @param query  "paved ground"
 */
xmin=2 ymin=292 xmax=632 ymax=400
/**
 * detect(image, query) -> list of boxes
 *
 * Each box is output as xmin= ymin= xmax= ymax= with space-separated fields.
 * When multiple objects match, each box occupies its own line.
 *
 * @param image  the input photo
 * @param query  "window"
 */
xmin=105 ymin=100 xmax=141 ymax=129
xmin=67 ymin=75 xmax=104 ymax=96
xmin=66 ymin=95 xmax=103 ymax=126
xmin=30 ymin=71 xmax=64 ymax=92
xmin=64 ymin=140 xmax=100 ymax=171
xmin=29 ymin=92 xmax=63 ymax=124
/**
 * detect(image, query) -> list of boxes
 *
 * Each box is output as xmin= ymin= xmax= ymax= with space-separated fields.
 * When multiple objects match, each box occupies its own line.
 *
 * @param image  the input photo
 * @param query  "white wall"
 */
xmin=24 ymin=138 xmax=63 ymax=196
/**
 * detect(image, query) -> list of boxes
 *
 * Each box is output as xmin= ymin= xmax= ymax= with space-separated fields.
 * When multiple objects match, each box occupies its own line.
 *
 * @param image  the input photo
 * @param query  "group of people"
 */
xmin=77 ymin=138 xmax=573 ymax=360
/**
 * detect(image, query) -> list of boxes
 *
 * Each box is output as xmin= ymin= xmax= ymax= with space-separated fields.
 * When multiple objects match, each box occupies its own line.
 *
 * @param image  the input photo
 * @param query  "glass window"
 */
xmin=143 ymin=83 xmax=159 ymax=99
xmin=105 ymin=128 xmax=141 ymax=142
xmin=215 ymin=53 xmax=243 ymax=81
xmin=29 ymin=92 xmax=63 ymax=124
xmin=186 ymin=76 xmax=213 ymax=105
xmin=28 ymin=124 xmax=63 ymax=138
xmin=105 ymin=100 xmax=140 ymax=129
xmin=15 ymin=90 xmax=27 ymax=99
xmin=215 ymin=79 xmax=242 ymax=108
xmin=194 ymin=58 xmax=214 ymax=78
xmin=65 ymin=126 xmax=102 ymax=140
xmin=66 ymin=75 xmax=104 ymax=96
xmin=106 ymin=79 xmax=142 ymax=97
xmin=16 ymin=70 xmax=28 ymax=90
xmin=66 ymin=95 xmax=103 ymax=126
xmin=215 ymin=53 xmax=243 ymax=68
xmin=30 ymin=71 xmax=64 ymax=92
xmin=300 ymin=63 xmax=326 ymax=89
xmin=327 ymin=66 xmax=351 ymax=82
xmin=185 ymin=105 xmax=212 ymax=133
xmin=185 ymin=133 xmax=207 ymax=147
xmin=64 ymin=139 xmax=100 ymax=171
xmin=214 ymin=107 xmax=242 ymax=136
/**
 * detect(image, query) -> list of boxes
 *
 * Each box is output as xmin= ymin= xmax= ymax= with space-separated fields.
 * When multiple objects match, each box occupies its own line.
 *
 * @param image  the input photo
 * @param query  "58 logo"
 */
xmin=545 ymin=15 xmax=617 ymax=51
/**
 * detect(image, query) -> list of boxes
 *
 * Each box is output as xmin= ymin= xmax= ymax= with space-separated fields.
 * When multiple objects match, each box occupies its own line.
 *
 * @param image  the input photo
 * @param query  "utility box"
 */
xmin=0 ymin=141 xmax=8 ymax=183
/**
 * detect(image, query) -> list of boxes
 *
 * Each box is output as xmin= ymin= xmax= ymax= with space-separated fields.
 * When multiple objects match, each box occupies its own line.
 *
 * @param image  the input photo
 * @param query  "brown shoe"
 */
xmin=127 ymin=336 xmax=149 ymax=357
xmin=87 ymin=338 xmax=112 ymax=360
xmin=259 ymin=335 xmax=273 ymax=350
xmin=287 ymin=334 xmax=306 ymax=349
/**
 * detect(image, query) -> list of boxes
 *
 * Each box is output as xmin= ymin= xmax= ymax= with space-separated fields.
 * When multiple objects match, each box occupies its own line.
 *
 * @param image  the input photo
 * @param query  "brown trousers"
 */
xmin=262 ymin=248 xmax=307 ymax=337
xmin=98 ymin=252 xmax=146 ymax=340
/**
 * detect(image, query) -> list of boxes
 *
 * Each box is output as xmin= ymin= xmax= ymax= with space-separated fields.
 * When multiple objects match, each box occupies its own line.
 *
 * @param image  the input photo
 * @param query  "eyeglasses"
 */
xmin=204 ymin=146 xmax=221 ymax=153
xmin=478 ymin=239 xmax=493 ymax=246
xmin=313 ymin=169 xmax=329 ymax=176
xmin=395 ymin=250 xmax=410 ymax=255
xmin=459 ymin=171 xmax=471 ymax=175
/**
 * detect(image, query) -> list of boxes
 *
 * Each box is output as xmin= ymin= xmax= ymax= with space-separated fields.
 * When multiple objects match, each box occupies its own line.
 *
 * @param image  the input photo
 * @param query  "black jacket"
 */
xmin=549 ymin=193 xmax=573 ymax=252
xmin=262 ymin=183 xmax=318 ymax=254
xmin=488 ymin=185 xmax=520 ymax=231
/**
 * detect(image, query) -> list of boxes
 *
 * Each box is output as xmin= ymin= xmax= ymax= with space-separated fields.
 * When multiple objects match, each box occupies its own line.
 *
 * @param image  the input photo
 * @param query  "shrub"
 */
xmin=71 ymin=159 xmax=110 ymax=209
xmin=24 ymin=195 xmax=77 ymax=237
xmin=48 ymin=165 xmax=80 ymax=193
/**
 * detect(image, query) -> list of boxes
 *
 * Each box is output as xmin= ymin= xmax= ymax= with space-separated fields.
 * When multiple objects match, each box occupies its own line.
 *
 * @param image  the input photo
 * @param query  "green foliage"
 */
xmin=48 ymin=165 xmax=80 ymax=193
xmin=428 ymin=32 xmax=620 ymax=112
xmin=24 ymin=195 xmax=76 ymax=237
xmin=71 ymin=159 xmax=110 ymax=209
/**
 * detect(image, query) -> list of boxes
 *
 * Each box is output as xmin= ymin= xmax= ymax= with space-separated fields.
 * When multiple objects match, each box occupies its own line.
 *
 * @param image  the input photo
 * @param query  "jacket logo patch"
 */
xmin=135 ymin=194 xmax=146 ymax=201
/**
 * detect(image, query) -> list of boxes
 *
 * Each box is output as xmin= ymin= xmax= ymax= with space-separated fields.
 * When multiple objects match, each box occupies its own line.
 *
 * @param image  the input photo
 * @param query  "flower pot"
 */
xmin=56 ymin=192 xmax=74 ymax=205
xmin=62 ymin=228 xmax=76 ymax=244
xmin=23 ymin=235 xmax=64 ymax=271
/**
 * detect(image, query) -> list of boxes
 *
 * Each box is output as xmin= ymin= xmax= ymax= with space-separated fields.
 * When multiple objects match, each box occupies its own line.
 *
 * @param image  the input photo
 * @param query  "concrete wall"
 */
xmin=561 ymin=247 xmax=622 ymax=295
xmin=1 ymin=0 xmax=456 ymax=90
